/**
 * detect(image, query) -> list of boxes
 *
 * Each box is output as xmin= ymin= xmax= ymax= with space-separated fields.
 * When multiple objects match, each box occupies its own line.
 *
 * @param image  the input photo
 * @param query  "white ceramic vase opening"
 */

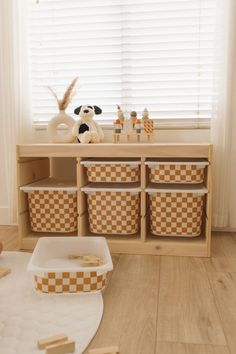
xmin=47 ymin=110 xmax=75 ymax=143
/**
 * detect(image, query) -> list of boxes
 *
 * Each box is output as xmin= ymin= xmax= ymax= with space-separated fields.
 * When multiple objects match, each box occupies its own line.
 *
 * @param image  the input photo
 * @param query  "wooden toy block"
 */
xmin=0 ymin=267 xmax=11 ymax=279
xmin=37 ymin=334 xmax=68 ymax=349
xmin=68 ymin=254 xmax=102 ymax=262
xmin=88 ymin=346 xmax=119 ymax=354
xmin=80 ymin=260 xmax=102 ymax=267
xmin=45 ymin=340 xmax=75 ymax=354
xmin=83 ymin=255 xmax=102 ymax=261
xmin=68 ymin=254 xmax=84 ymax=259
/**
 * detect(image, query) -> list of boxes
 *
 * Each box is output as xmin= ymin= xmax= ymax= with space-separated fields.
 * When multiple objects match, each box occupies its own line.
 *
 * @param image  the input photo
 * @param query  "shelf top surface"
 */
xmin=17 ymin=143 xmax=212 ymax=159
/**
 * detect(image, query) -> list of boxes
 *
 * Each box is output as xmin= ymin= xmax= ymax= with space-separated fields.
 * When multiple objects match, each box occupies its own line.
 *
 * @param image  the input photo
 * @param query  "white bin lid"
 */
xmin=82 ymin=182 xmax=141 ymax=193
xmin=145 ymin=158 xmax=209 ymax=166
xmin=81 ymin=159 xmax=141 ymax=167
xmin=27 ymin=236 xmax=113 ymax=273
xmin=20 ymin=178 xmax=77 ymax=192
xmin=146 ymin=183 xmax=208 ymax=195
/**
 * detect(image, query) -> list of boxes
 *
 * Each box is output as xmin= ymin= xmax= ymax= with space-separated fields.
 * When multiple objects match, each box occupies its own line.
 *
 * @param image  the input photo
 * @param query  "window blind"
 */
xmin=28 ymin=0 xmax=217 ymax=122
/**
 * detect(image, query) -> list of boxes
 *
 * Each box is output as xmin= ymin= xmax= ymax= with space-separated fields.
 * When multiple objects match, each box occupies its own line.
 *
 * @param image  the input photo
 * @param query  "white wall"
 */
xmin=0 ymin=129 xmax=9 ymax=224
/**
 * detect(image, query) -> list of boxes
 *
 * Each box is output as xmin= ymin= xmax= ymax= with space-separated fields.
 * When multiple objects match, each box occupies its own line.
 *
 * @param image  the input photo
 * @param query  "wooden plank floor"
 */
xmin=0 ymin=229 xmax=236 ymax=354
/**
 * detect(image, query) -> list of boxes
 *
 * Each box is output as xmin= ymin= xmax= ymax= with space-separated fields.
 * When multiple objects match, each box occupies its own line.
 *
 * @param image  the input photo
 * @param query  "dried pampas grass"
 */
xmin=48 ymin=76 xmax=79 ymax=111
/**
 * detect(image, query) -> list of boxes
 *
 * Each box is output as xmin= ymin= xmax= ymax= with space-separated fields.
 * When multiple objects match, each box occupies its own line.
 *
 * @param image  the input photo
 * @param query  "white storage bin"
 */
xmin=81 ymin=159 xmax=141 ymax=183
xmin=146 ymin=159 xmax=208 ymax=184
xmin=20 ymin=178 xmax=77 ymax=233
xmin=27 ymin=237 xmax=113 ymax=294
xmin=82 ymin=183 xmax=141 ymax=235
xmin=146 ymin=184 xmax=208 ymax=237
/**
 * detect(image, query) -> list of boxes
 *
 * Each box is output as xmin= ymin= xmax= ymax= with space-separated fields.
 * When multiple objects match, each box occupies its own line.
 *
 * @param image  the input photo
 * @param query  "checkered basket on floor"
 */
xmin=34 ymin=271 xmax=107 ymax=293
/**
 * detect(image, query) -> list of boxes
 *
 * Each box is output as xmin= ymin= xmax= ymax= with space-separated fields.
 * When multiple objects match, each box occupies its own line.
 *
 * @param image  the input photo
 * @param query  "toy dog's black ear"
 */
xmin=74 ymin=106 xmax=82 ymax=115
xmin=93 ymin=106 xmax=102 ymax=115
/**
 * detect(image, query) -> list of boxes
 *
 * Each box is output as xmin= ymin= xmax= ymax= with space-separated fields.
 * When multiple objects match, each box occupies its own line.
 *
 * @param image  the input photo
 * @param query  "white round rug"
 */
xmin=0 ymin=252 xmax=103 ymax=354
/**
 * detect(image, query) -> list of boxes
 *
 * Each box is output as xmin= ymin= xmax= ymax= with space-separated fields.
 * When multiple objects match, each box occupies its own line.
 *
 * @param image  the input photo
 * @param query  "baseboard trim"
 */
xmin=212 ymin=227 xmax=236 ymax=233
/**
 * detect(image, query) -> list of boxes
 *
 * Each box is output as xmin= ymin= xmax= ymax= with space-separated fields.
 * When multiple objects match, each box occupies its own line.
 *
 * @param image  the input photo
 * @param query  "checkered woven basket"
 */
xmin=28 ymin=190 xmax=77 ymax=233
xmin=86 ymin=191 xmax=140 ymax=235
xmin=34 ymin=271 xmax=107 ymax=293
xmin=149 ymin=192 xmax=204 ymax=237
xmin=83 ymin=162 xmax=140 ymax=183
xmin=148 ymin=164 xmax=206 ymax=184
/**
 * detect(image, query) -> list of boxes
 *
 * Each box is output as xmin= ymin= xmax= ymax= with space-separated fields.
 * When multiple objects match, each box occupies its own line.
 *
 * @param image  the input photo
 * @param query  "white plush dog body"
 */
xmin=72 ymin=105 xmax=104 ymax=143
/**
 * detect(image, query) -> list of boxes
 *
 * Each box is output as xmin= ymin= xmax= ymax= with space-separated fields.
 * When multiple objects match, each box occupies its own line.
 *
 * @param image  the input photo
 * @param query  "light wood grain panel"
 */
xmin=18 ymin=143 xmax=211 ymax=158
xmin=86 ymin=255 xmax=160 ymax=354
xmin=18 ymin=158 xmax=50 ymax=186
xmin=155 ymin=342 xmax=229 ymax=354
xmin=140 ymin=216 xmax=147 ymax=242
xmin=0 ymin=226 xmax=19 ymax=251
xmin=18 ymin=190 xmax=28 ymax=214
xmin=211 ymin=232 xmax=236 ymax=258
xmin=109 ymin=254 xmax=160 ymax=289
xmin=86 ymin=287 xmax=158 ymax=354
xmin=205 ymin=145 xmax=212 ymax=256
xmin=18 ymin=212 xmax=31 ymax=245
xmin=107 ymin=238 xmax=208 ymax=256
xmin=204 ymin=257 xmax=236 ymax=273
xmin=140 ymin=191 xmax=147 ymax=218
xmin=78 ymin=212 xmax=89 ymax=236
xmin=77 ymin=191 xmax=88 ymax=216
xmin=157 ymin=257 xmax=226 ymax=345
xmin=208 ymin=272 xmax=236 ymax=354
xmin=76 ymin=157 xmax=88 ymax=187
xmin=140 ymin=157 xmax=147 ymax=190
xmin=204 ymin=233 xmax=236 ymax=272
xmin=104 ymin=254 xmax=120 ymax=288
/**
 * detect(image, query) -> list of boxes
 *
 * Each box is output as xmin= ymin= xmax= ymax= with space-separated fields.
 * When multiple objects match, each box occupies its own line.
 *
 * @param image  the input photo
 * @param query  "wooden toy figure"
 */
xmin=135 ymin=119 xmax=142 ymax=134
xmin=135 ymin=119 xmax=142 ymax=142
xmin=113 ymin=118 xmax=123 ymax=143
xmin=114 ymin=119 xmax=122 ymax=134
xmin=142 ymin=107 xmax=149 ymax=120
xmin=130 ymin=111 xmax=137 ymax=127
xmin=117 ymin=105 xmax=125 ymax=126
xmin=123 ymin=119 xmax=133 ymax=142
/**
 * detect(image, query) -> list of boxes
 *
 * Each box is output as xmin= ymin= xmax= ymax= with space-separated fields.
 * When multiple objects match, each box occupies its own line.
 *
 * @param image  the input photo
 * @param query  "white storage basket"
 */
xmin=146 ymin=159 xmax=208 ymax=184
xmin=81 ymin=159 xmax=141 ymax=183
xmin=146 ymin=184 xmax=207 ymax=237
xmin=20 ymin=178 xmax=77 ymax=233
xmin=82 ymin=183 xmax=141 ymax=235
xmin=27 ymin=237 xmax=113 ymax=294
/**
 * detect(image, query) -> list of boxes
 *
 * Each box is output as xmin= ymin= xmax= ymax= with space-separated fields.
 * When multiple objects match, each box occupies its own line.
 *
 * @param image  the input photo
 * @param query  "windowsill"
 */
xmin=33 ymin=118 xmax=210 ymax=131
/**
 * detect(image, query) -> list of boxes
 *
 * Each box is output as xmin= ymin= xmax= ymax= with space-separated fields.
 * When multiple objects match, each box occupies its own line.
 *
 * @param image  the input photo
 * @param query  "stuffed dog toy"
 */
xmin=72 ymin=105 xmax=104 ymax=143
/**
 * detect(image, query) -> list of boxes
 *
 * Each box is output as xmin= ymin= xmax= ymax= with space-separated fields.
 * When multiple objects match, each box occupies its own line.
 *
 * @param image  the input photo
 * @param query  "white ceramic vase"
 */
xmin=47 ymin=110 xmax=75 ymax=143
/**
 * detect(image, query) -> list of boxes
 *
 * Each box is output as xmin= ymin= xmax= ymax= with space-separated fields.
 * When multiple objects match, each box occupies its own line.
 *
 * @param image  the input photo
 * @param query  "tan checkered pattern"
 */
xmin=87 ymin=164 xmax=140 ymax=183
xmin=149 ymin=164 xmax=205 ymax=184
xmin=144 ymin=119 xmax=154 ymax=133
xmin=87 ymin=191 xmax=140 ymax=234
xmin=28 ymin=190 xmax=77 ymax=233
xmin=34 ymin=271 xmax=107 ymax=293
xmin=150 ymin=192 xmax=204 ymax=237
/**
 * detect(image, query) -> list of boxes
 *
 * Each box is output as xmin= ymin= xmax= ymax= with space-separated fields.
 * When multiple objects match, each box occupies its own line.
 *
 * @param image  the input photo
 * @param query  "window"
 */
xmin=28 ymin=0 xmax=216 ymax=123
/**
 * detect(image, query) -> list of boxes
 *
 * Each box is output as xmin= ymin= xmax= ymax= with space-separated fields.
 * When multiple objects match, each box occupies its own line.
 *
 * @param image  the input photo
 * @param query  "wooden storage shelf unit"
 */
xmin=17 ymin=143 xmax=212 ymax=257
